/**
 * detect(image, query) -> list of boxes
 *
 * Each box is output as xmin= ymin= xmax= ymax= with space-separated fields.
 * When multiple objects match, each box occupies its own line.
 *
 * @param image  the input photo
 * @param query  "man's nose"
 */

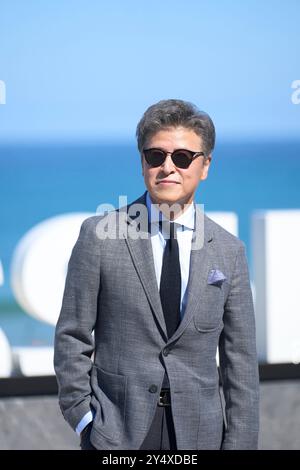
xmin=161 ymin=154 xmax=175 ymax=172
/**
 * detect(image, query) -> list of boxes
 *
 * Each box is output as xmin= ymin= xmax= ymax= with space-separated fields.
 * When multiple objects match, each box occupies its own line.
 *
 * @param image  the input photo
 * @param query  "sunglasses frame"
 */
xmin=143 ymin=147 xmax=205 ymax=169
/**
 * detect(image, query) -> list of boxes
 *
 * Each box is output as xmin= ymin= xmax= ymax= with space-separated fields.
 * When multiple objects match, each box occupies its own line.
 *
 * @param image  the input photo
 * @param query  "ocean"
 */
xmin=1 ymin=140 xmax=300 ymax=346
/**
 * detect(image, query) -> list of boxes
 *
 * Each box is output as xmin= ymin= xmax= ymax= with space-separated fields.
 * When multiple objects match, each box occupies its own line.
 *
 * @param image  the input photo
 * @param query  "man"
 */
xmin=54 ymin=99 xmax=259 ymax=450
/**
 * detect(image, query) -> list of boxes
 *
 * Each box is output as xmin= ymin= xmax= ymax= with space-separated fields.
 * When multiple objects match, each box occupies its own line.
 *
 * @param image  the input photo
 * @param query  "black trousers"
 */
xmin=139 ymin=373 xmax=177 ymax=450
xmin=139 ymin=403 xmax=177 ymax=450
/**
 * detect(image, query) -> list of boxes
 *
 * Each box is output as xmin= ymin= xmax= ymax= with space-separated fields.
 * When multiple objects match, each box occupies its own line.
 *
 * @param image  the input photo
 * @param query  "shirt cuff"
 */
xmin=76 ymin=410 xmax=94 ymax=435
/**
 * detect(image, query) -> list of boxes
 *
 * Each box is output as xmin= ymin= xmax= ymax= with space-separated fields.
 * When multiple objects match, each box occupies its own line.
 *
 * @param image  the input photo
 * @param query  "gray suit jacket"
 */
xmin=54 ymin=192 xmax=259 ymax=450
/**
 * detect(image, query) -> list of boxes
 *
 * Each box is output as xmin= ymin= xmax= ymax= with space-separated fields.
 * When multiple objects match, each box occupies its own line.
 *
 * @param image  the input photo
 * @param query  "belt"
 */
xmin=158 ymin=388 xmax=171 ymax=407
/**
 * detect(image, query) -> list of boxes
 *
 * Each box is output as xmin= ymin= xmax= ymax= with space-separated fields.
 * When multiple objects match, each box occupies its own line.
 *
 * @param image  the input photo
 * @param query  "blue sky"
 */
xmin=0 ymin=0 xmax=299 ymax=142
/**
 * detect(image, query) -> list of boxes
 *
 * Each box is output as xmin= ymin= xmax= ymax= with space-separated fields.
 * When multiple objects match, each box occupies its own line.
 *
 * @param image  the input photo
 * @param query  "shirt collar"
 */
xmin=145 ymin=190 xmax=195 ymax=230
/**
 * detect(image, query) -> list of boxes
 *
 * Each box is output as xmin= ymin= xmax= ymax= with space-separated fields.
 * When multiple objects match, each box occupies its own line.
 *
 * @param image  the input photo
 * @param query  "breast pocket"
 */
xmin=194 ymin=316 xmax=224 ymax=333
xmin=193 ymin=283 xmax=225 ymax=332
xmin=194 ymin=315 xmax=224 ymax=333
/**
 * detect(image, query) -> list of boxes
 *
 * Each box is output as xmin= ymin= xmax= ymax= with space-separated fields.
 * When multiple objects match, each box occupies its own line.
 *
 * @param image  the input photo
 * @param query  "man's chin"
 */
xmin=149 ymin=193 xmax=192 ymax=212
xmin=149 ymin=187 xmax=180 ymax=202
xmin=150 ymin=194 xmax=181 ymax=206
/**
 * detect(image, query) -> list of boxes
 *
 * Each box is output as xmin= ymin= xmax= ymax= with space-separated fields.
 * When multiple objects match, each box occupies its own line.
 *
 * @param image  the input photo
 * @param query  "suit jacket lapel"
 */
xmin=124 ymin=192 xmax=168 ymax=340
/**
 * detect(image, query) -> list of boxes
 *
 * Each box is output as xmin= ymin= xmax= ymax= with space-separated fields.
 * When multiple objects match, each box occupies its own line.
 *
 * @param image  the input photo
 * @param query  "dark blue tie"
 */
xmin=159 ymin=221 xmax=181 ymax=339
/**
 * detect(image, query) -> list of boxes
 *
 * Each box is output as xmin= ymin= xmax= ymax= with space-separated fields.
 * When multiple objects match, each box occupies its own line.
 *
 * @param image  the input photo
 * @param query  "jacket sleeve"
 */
xmin=219 ymin=241 xmax=260 ymax=449
xmin=53 ymin=216 xmax=101 ymax=431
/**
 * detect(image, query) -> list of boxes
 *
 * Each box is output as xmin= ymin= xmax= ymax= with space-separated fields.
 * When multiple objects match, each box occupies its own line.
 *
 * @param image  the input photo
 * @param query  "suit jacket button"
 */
xmin=163 ymin=348 xmax=169 ymax=356
xmin=149 ymin=384 xmax=158 ymax=393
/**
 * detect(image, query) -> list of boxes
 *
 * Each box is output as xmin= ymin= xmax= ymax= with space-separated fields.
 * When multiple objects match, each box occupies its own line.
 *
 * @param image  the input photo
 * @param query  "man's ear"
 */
xmin=200 ymin=154 xmax=212 ymax=180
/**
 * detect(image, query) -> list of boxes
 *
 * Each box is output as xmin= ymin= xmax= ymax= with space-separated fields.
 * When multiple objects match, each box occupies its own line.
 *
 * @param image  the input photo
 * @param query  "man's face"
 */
xmin=142 ymin=126 xmax=211 ymax=210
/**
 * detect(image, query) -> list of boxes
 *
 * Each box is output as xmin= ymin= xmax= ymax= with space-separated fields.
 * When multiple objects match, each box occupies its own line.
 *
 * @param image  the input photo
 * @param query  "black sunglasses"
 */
xmin=143 ymin=148 xmax=205 ymax=169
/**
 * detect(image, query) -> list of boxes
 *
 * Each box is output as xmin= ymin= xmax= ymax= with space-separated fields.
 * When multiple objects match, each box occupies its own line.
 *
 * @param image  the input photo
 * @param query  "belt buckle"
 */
xmin=158 ymin=388 xmax=170 ymax=407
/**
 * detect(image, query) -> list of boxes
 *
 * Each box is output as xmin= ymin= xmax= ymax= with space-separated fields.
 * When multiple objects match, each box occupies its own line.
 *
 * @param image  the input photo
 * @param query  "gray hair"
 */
xmin=136 ymin=99 xmax=215 ymax=157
